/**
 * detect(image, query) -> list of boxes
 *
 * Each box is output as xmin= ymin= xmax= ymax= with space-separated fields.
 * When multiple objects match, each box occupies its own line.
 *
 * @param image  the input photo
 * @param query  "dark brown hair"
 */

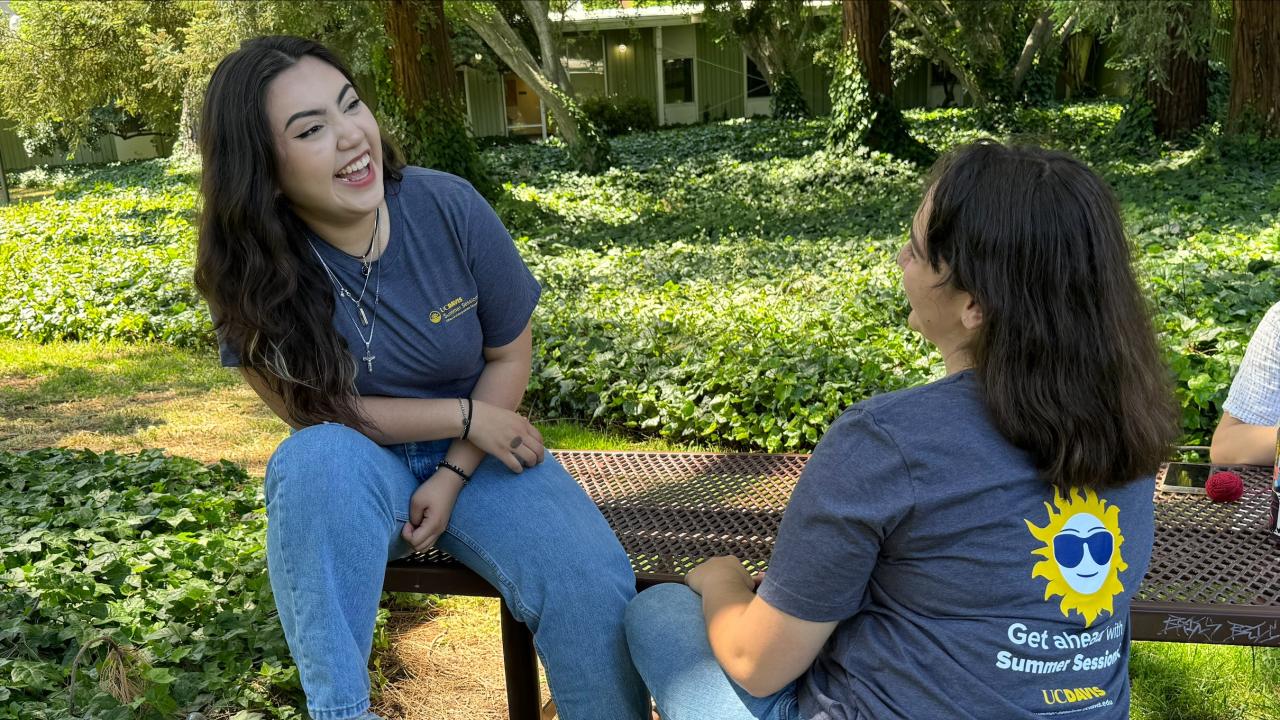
xmin=921 ymin=141 xmax=1179 ymax=491
xmin=194 ymin=36 xmax=404 ymax=428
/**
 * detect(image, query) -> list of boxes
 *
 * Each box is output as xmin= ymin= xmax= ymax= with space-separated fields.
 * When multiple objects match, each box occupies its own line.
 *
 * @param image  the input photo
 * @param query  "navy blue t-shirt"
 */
xmin=220 ymin=167 xmax=541 ymax=399
xmin=758 ymin=371 xmax=1155 ymax=720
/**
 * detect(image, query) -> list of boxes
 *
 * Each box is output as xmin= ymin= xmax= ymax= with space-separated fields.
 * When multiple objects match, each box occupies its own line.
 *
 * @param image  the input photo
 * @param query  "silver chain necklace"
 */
xmin=308 ymin=237 xmax=382 ymax=373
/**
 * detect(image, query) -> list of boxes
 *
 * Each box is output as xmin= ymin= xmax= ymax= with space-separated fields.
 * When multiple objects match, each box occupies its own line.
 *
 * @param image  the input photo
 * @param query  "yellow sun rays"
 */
xmin=1025 ymin=488 xmax=1128 ymax=627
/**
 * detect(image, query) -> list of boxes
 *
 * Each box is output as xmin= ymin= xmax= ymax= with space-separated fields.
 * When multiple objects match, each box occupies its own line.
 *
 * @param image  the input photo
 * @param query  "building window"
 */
xmin=664 ymin=58 xmax=693 ymax=104
xmin=746 ymin=57 xmax=771 ymax=98
xmin=562 ymin=33 xmax=606 ymax=98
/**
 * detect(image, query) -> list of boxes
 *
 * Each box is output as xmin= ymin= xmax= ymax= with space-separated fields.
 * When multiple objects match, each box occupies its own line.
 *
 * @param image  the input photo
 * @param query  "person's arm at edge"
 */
xmin=687 ymin=556 xmax=837 ymax=698
xmin=1209 ymin=411 xmax=1277 ymax=466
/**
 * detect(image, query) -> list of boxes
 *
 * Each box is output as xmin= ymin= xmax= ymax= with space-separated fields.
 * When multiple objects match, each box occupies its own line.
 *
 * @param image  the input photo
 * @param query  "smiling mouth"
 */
xmin=335 ymin=152 xmax=372 ymax=183
xmin=1076 ymin=572 xmax=1098 ymax=578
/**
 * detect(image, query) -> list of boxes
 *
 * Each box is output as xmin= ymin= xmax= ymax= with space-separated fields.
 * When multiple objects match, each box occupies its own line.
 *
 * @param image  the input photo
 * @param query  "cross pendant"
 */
xmin=363 ymin=353 xmax=375 ymax=373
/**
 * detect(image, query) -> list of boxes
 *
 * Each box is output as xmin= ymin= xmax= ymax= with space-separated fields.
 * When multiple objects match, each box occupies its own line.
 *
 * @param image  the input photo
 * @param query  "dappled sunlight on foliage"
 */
xmin=2 ymin=104 xmax=1277 ymax=451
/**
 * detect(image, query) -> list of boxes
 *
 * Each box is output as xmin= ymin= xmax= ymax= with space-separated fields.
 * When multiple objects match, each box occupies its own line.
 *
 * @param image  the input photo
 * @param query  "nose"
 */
xmin=896 ymin=242 xmax=910 ymax=269
xmin=335 ymin=113 xmax=363 ymax=149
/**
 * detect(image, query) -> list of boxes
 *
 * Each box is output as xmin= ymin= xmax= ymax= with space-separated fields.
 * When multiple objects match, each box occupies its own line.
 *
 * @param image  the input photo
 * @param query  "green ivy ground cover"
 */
xmin=2 ymin=103 xmax=1278 ymax=451
xmin=0 ymin=448 xmax=304 ymax=719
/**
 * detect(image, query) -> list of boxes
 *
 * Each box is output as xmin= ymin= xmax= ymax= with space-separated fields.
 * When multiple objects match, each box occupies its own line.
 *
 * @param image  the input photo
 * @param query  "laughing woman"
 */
xmin=194 ymin=36 xmax=647 ymax=720
xmin=625 ymin=142 xmax=1180 ymax=720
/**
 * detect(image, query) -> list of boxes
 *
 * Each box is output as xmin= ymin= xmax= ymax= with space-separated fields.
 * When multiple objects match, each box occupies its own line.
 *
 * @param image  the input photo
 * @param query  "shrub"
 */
xmin=0 ymin=448 xmax=305 ymax=719
xmin=579 ymin=94 xmax=658 ymax=137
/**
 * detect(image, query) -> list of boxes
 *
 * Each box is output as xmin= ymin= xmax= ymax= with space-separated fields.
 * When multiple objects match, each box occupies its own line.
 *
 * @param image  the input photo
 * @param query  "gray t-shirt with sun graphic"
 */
xmin=759 ymin=371 xmax=1154 ymax=720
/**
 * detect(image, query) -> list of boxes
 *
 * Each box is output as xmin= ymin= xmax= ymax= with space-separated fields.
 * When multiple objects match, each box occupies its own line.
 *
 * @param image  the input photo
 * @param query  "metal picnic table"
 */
xmin=384 ymin=451 xmax=1280 ymax=720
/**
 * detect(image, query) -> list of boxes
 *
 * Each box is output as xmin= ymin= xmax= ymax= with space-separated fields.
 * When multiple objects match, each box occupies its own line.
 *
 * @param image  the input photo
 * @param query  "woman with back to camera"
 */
xmin=193 ymin=36 xmax=647 ymax=720
xmin=626 ymin=141 xmax=1180 ymax=720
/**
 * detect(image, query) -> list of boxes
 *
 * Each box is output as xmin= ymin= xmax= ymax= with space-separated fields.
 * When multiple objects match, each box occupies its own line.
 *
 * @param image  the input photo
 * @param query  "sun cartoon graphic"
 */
xmin=1025 ymin=488 xmax=1127 ymax=627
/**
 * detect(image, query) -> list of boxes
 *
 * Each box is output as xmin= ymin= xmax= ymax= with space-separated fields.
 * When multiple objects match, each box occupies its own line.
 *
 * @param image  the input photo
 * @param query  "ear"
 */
xmin=960 ymin=294 xmax=984 ymax=331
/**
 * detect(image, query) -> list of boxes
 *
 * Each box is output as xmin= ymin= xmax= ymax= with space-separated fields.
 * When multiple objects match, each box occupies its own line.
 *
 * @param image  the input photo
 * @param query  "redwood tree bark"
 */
xmin=420 ymin=0 xmax=460 ymax=104
xmin=847 ymin=0 xmax=893 ymax=100
xmin=839 ymin=0 xmax=933 ymax=162
xmin=385 ymin=0 xmax=431 ymax=113
xmin=1147 ymin=1 xmax=1209 ymax=140
xmin=1229 ymin=0 xmax=1280 ymax=137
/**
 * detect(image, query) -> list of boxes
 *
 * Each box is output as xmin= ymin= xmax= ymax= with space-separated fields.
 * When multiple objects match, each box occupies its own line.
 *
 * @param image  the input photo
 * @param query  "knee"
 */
xmin=625 ymin=583 xmax=699 ymax=639
xmin=265 ymin=423 xmax=379 ymax=501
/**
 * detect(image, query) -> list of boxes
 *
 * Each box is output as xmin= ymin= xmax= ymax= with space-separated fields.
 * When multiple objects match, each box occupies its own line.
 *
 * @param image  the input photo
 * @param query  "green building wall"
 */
xmin=795 ymin=59 xmax=832 ymax=116
xmin=604 ymin=27 xmax=659 ymax=123
xmin=465 ymin=68 xmax=507 ymax=138
xmin=695 ymin=25 xmax=745 ymax=122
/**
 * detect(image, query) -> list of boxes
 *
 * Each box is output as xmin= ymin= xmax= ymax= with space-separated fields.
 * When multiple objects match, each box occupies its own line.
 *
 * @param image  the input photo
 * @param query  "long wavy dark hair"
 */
xmin=194 ymin=36 xmax=404 ymax=429
xmin=921 ymin=141 xmax=1178 ymax=492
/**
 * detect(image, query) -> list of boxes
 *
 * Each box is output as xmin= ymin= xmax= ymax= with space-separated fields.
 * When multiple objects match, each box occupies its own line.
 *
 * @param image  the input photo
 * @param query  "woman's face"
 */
xmin=265 ymin=56 xmax=384 ymax=224
xmin=898 ymin=192 xmax=977 ymax=350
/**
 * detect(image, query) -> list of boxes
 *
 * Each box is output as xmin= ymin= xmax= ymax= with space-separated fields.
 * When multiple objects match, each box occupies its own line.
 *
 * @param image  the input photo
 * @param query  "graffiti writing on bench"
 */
xmin=1227 ymin=620 xmax=1280 ymax=645
xmin=1159 ymin=615 xmax=1222 ymax=641
xmin=1158 ymin=615 xmax=1280 ymax=645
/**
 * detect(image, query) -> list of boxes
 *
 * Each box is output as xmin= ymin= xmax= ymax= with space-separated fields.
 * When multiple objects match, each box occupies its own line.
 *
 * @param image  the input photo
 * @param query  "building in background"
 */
xmin=462 ymin=3 xmax=835 ymax=139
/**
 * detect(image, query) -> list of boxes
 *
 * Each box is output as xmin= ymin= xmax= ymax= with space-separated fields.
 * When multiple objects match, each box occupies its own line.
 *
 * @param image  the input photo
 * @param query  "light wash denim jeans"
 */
xmin=625 ymin=583 xmax=803 ymax=720
xmin=263 ymin=423 xmax=649 ymax=720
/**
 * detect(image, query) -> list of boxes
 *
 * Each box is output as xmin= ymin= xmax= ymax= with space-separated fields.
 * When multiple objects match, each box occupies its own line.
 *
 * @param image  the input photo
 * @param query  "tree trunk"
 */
xmin=0 ymin=147 xmax=9 ymax=206
xmin=386 ymin=0 xmax=495 ymax=194
xmin=1011 ymin=8 xmax=1053 ymax=93
xmin=848 ymin=0 xmax=893 ymax=99
xmin=455 ymin=2 xmax=609 ymax=171
xmin=174 ymin=88 xmax=199 ymax=160
xmin=1147 ymin=1 xmax=1209 ymax=140
xmin=521 ymin=0 xmax=573 ymax=95
xmin=1229 ymin=0 xmax=1280 ymax=137
xmin=422 ymin=0 xmax=462 ymax=105
xmin=832 ymin=0 xmax=933 ymax=162
xmin=385 ymin=0 xmax=431 ymax=113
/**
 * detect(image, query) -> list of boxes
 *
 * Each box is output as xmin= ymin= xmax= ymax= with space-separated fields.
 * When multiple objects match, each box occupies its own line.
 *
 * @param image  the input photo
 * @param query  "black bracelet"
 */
xmin=436 ymin=460 xmax=471 ymax=484
xmin=462 ymin=397 xmax=473 ymax=440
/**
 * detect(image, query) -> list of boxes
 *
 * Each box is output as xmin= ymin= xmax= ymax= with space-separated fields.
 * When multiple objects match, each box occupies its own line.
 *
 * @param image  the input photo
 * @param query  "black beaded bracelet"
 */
xmin=436 ymin=460 xmax=471 ymax=484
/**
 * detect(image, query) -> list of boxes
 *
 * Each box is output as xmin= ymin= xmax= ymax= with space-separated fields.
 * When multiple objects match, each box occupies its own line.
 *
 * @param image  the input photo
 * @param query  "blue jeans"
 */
xmin=264 ymin=423 xmax=649 ymax=720
xmin=625 ymin=583 xmax=803 ymax=720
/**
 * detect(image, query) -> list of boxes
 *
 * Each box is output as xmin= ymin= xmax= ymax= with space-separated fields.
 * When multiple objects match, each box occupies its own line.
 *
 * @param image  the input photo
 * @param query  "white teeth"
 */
xmin=337 ymin=154 xmax=370 ymax=177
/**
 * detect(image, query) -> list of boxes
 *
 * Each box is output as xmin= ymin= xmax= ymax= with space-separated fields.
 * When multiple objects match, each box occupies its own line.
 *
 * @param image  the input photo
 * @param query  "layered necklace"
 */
xmin=307 ymin=208 xmax=383 ymax=373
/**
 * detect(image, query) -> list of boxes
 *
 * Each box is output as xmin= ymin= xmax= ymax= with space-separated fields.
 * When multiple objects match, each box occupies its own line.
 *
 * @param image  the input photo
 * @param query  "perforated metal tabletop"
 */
xmin=386 ymin=452 xmax=1280 ymax=647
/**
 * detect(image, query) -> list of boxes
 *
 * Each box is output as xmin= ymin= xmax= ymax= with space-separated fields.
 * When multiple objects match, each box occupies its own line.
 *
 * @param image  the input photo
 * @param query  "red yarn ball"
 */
xmin=1206 ymin=471 xmax=1244 ymax=502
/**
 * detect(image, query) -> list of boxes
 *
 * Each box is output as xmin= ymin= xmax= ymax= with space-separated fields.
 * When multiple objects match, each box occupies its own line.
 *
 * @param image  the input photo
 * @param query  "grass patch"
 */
xmin=1131 ymin=642 xmax=1280 ymax=719
xmin=0 ymin=340 xmax=710 ymax=474
xmin=0 ymin=339 xmax=283 ymax=474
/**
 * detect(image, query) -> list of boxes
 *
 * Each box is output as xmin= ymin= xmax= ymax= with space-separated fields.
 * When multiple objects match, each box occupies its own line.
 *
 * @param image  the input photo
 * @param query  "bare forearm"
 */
xmin=701 ymin=580 xmax=757 ymax=684
xmin=1210 ymin=421 xmax=1278 ymax=466
xmin=444 ymin=354 xmax=532 ymax=472
xmin=355 ymin=396 xmax=465 ymax=446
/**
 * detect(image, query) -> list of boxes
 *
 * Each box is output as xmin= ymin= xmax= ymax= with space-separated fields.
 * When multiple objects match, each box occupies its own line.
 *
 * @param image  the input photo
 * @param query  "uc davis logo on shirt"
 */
xmin=1025 ymin=488 xmax=1127 ymax=627
xmin=429 ymin=296 xmax=478 ymax=326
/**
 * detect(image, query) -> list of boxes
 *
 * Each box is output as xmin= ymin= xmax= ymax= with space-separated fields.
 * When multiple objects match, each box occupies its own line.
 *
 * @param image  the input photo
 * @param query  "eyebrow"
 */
xmin=283 ymin=83 xmax=354 ymax=132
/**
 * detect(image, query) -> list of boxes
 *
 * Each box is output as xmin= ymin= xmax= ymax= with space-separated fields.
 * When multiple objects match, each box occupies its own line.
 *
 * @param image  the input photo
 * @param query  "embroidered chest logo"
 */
xmin=430 ymin=295 xmax=478 ymax=325
xmin=1025 ymin=488 xmax=1127 ymax=627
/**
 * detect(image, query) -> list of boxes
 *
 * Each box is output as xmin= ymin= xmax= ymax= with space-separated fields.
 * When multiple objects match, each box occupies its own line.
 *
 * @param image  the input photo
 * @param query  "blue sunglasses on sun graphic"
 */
xmin=1053 ymin=531 xmax=1114 ymax=568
